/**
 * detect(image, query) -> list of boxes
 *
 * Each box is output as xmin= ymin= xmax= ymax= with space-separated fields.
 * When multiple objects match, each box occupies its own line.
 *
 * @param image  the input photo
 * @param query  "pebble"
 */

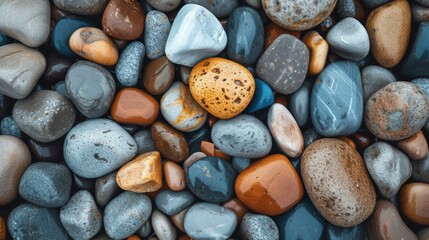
xmin=151 ymin=121 xmax=189 ymax=162
xmin=327 ymin=17 xmax=370 ymax=61
xmin=42 ymin=48 xmax=74 ymax=85
xmin=65 ymin=60 xmax=116 ymax=118
xmin=412 ymin=152 xmax=429 ymax=184
xmin=144 ymin=11 xmax=171 ymax=60
xmin=155 ymin=189 xmax=195 ymax=215
xmin=301 ymin=138 xmax=376 ymax=227
xmin=412 ymin=78 xmax=429 ymax=131
xmin=244 ymin=78 xmax=274 ymax=114
xmin=0 ymin=136 xmax=31 ymax=206
xmin=235 ymin=154 xmax=303 ymax=216
xmin=95 ymin=171 xmax=119 ymax=206
xmin=164 ymin=161 xmax=187 ymax=191
xmin=54 ymin=0 xmax=108 ymax=15
xmin=365 ymin=81 xmax=429 ymax=141
xmin=366 ymin=0 xmax=411 ymax=68
xmin=0 ymin=43 xmax=46 ymax=99
xmin=289 ymin=80 xmax=311 ymax=127
xmin=186 ymin=127 xmax=211 ymax=154
xmin=0 ymin=116 xmax=21 ymax=137
xmin=73 ymin=174 xmax=94 ymax=191
xmin=111 ymin=88 xmax=160 ymax=126
xmin=142 ymin=56 xmax=175 ymax=95
xmin=63 ymin=118 xmax=138 ymax=178
xmin=262 ymin=0 xmax=336 ymax=30
xmin=302 ymin=31 xmax=329 ymax=76
xmin=187 ymin=156 xmax=236 ymax=202
xmin=227 ymin=6 xmax=264 ymax=66
xmin=245 ymin=0 xmax=261 ymax=8
xmin=69 ymin=27 xmax=118 ymax=66
xmin=165 ymin=4 xmax=227 ymax=67
xmin=146 ymin=0 xmax=181 ymax=12
xmin=151 ymin=210 xmax=177 ymax=240
xmin=180 ymin=66 xmax=191 ymax=85
xmin=184 ymin=203 xmax=237 ymax=239
xmin=335 ymin=0 xmax=356 ymax=18
xmin=232 ymin=157 xmax=251 ymax=173
xmin=171 ymin=207 xmax=189 ymax=232
xmin=399 ymin=182 xmax=429 ymax=225
xmin=13 ymin=90 xmax=76 ymax=143
xmin=137 ymin=221 xmax=152 ymax=238
xmin=240 ymin=213 xmax=279 ymax=240
xmin=325 ymin=222 xmax=367 ymax=240
xmin=400 ymin=22 xmax=429 ymax=79
xmin=184 ymin=0 xmax=239 ymax=17
xmin=116 ymin=41 xmax=146 ymax=86
xmin=133 ymin=130 xmax=157 ymax=154
xmin=311 ymin=61 xmax=363 ymax=137
xmin=7 ymin=203 xmax=69 ymax=239
xmin=211 ymin=114 xmax=272 ymax=158
xmin=0 ymin=0 xmax=50 ymax=47
xmin=104 ymin=192 xmax=152 ymax=239
xmin=361 ymin=65 xmax=396 ymax=102
xmin=183 ymin=152 xmax=207 ymax=171
xmin=397 ymin=130 xmax=428 ymax=160
xmin=60 ymin=190 xmax=102 ymax=240
xmin=116 ymin=151 xmax=163 ymax=193
xmin=364 ymin=142 xmax=412 ymax=199
xmin=412 ymin=3 xmax=429 ymax=22
xmin=19 ymin=162 xmax=72 ymax=208
xmin=189 ymin=57 xmax=255 ymax=119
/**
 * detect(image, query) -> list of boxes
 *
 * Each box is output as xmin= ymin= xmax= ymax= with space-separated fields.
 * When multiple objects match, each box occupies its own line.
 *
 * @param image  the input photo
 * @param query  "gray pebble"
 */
xmin=144 ymin=11 xmax=171 ymax=60
xmin=54 ymin=81 xmax=70 ymax=98
xmin=95 ymin=171 xmax=119 ymax=206
xmin=155 ymin=189 xmax=195 ymax=216
xmin=137 ymin=220 xmax=153 ymax=238
xmin=412 ymin=153 xmax=429 ymax=183
xmin=151 ymin=210 xmax=177 ymax=240
xmin=134 ymin=130 xmax=157 ymax=155
xmin=245 ymin=0 xmax=261 ymax=8
xmin=54 ymin=0 xmax=108 ymax=15
xmin=232 ymin=157 xmax=251 ymax=173
xmin=116 ymin=41 xmax=145 ymax=86
xmin=0 ymin=116 xmax=22 ymax=138
xmin=146 ymin=0 xmax=181 ymax=12
xmin=240 ymin=213 xmax=279 ymax=240
xmin=289 ymin=80 xmax=312 ymax=127
xmin=184 ymin=0 xmax=239 ymax=17
xmin=362 ymin=65 xmax=397 ymax=102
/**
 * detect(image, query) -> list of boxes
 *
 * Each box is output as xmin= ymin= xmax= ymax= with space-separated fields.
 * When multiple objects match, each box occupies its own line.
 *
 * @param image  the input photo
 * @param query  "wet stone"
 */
xmin=133 ymin=130 xmax=157 ymax=155
xmin=155 ymin=190 xmax=195 ymax=216
xmin=151 ymin=210 xmax=177 ymax=240
xmin=95 ymin=171 xmax=119 ymax=206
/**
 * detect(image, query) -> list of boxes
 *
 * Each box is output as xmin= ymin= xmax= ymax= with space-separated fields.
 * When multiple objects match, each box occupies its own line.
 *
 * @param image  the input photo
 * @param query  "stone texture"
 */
xmin=144 ymin=11 xmax=171 ymax=60
xmin=0 ymin=116 xmax=21 ymax=137
xmin=95 ymin=171 xmax=119 ymax=206
xmin=397 ymin=130 xmax=428 ymax=160
xmin=335 ymin=0 xmax=356 ymax=18
xmin=412 ymin=78 xmax=429 ymax=132
xmin=325 ymin=223 xmax=367 ymax=240
xmin=116 ymin=41 xmax=145 ymax=86
xmin=54 ymin=0 xmax=108 ymax=15
xmin=399 ymin=182 xmax=429 ymax=225
xmin=302 ymin=31 xmax=329 ymax=76
xmin=184 ymin=0 xmax=239 ymax=17
xmin=240 ymin=213 xmax=279 ymax=240
xmin=151 ymin=121 xmax=189 ymax=162
xmin=244 ymin=78 xmax=274 ymax=114
xmin=133 ymin=130 xmax=157 ymax=155
xmin=361 ymin=65 xmax=396 ymax=102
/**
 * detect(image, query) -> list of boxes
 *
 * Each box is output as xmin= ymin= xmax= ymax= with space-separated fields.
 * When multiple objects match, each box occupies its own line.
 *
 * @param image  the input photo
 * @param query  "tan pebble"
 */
xmin=397 ymin=130 xmax=429 ymax=160
xmin=302 ymin=31 xmax=329 ymax=75
xmin=164 ymin=161 xmax=186 ymax=191
xmin=171 ymin=206 xmax=190 ymax=232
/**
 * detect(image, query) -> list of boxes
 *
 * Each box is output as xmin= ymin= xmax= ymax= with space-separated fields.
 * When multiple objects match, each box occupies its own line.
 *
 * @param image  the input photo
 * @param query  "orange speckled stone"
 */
xmin=235 ymin=154 xmax=303 ymax=216
xmin=69 ymin=27 xmax=118 ymax=66
xmin=116 ymin=151 xmax=163 ymax=193
xmin=223 ymin=198 xmax=249 ymax=224
xmin=189 ymin=57 xmax=255 ymax=119
xmin=264 ymin=22 xmax=300 ymax=49
xmin=397 ymin=130 xmax=428 ymax=160
xmin=0 ymin=216 xmax=5 ymax=240
xmin=399 ymin=182 xmax=429 ymax=225
xmin=164 ymin=161 xmax=186 ymax=191
xmin=302 ymin=31 xmax=328 ymax=75
xmin=111 ymin=88 xmax=159 ymax=126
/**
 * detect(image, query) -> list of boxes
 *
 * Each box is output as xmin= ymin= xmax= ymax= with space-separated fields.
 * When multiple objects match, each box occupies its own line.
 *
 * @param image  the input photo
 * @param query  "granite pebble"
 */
xmin=144 ymin=11 xmax=172 ymax=60
xmin=240 ymin=213 xmax=279 ymax=240
xmin=116 ymin=41 xmax=145 ymax=86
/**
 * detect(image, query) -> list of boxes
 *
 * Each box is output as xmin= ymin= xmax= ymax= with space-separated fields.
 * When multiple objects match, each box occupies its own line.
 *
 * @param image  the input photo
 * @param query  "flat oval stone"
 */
xmin=66 ymin=60 xmax=116 ymax=118
xmin=397 ymin=130 xmax=428 ymax=160
xmin=104 ymin=192 xmax=152 ymax=239
xmin=325 ymin=223 xmax=367 ymax=240
xmin=184 ymin=0 xmax=239 ymax=17
xmin=400 ymin=22 xmax=429 ymax=79
xmin=211 ymin=114 xmax=272 ymax=158
xmin=399 ymin=182 xmax=429 ymax=225
xmin=133 ymin=130 xmax=157 ymax=155
xmin=151 ymin=121 xmax=189 ymax=162
xmin=155 ymin=190 xmax=195 ymax=215
xmin=365 ymin=81 xmax=429 ymax=141
xmin=240 ymin=213 xmax=279 ymax=240
xmin=164 ymin=161 xmax=186 ymax=191
xmin=151 ymin=210 xmax=177 ymax=240
xmin=289 ymin=80 xmax=311 ymax=127
xmin=63 ymin=118 xmax=137 ymax=178
xmin=146 ymin=0 xmax=181 ymax=12
xmin=0 ymin=43 xmax=46 ymax=99
xmin=262 ymin=0 xmax=337 ymax=30
xmin=13 ymin=90 xmax=76 ymax=143
xmin=361 ymin=65 xmax=396 ymax=102
xmin=144 ymin=11 xmax=171 ymax=60
xmin=116 ymin=41 xmax=145 ymax=86
xmin=0 ymin=0 xmax=50 ymax=47
xmin=244 ymin=78 xmax=274 ymax=114
xmin=184 ymin=203 xmax=237 ymax=240
xmin=189 ymin=57 xmax=255 ymax=119
xmin=54 ymin=0 xmax=108 ymax=15
xmin=187 ymin=156 xmax=236 ymax=203
xmin=19 ymin=162 xmax=72 ymax=208
xmin=165 ymin=4 xmax=227 ymax=67
xmin=142 ymin=56 xmax=175 ymax=95
xmin=301 ymin=138 xmax=376 ymax=227
xmin=256 ymin=34 xmax=309 ymax=95
xmin=95 ymin=171 xmax=119 ymax=206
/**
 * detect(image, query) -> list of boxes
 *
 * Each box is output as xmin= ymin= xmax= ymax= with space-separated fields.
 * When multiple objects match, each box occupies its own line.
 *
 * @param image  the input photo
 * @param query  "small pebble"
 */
xmin=361 ymin=65 xmax=396 ymax=102
xmin=412 ymin=153 xmax=429 ymax=183
xmin=289 ymin=80 xmax=312 ymax=127
xmin=155 ymin=189 xmax=195 ymax=215
xmin=95 ymin=171 xmax=119 ymax=206
xmin=397 ymin=130 xmax=429 ymax=160
xmin=232 ymin=157 xmax=251 ymax=173
xmin=151 ymin=210 xmax=177 ymax=240
xmin=151 ymin=121 xmax=189 ymax=162
xmin=144 ymin=11 xmax=171 ymax=60
xmin=116 ymin=41 xmax=146 ymax=86
xmin=400 ymin=22 xmax=429 ymax=79
xmin=142 ymin=56 xmax=175 ymax=95
xmin=0 ymin=116 xmax=22 ymax=137
xmin=399 ymin=182 xmax=429 ymax=225
xmin=240 ymin=213 xmax=279 ymax=240
xmin=302 ymin=31 xmax=329 ymax=76
xmin=133 ymin=130 xmax=157 ymax=154
xmin=164 ymin=161 xmax=187 ymax=191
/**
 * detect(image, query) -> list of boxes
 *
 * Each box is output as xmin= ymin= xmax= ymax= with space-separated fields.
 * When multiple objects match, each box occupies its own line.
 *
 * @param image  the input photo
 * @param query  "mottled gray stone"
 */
xmin=19 ymin=162 xmax=72 ymax=208
xmin=104 ymin=192 xmax=152 ymax=239
xmin=211 ymin=114 xmax=272 ymax=158
xmin=412 ymin=78 xmax=429 ymax=131
xmin=144 ymin=10 xmax=171 ymax=60
xmin=60 ymin=190 xmax=102 ymax=240
xmin=116 ymin=41 xmax=145 ymax=86
xmin=240 ymin=213 xmax=279 ymax=240
xmin=232 ymin=157 xmax=251 ymax=173
xmin=412 ymin=153 xmax=429 ymax=183
xmin=95 ymin=171 xmax=119 ymax=206
xmin=146 ymin=0 xmax=181 ymax=11
xmin=362 ymin=65 xmax=396 ymax=102
xmin=134 ymin=130 xmax=157 ymax=155
xmin=151 ymin=210 xmax=177 ymax=240
xmin=54 ymin=0 xmax=108 ymax=15
xmin=155 ymin=189 xmax=195 ymax=216
xmin=0 ymin=116 xmax=21 ymax=137
xmin=289 ymin=80 xmax=312 ymax=127
xmin=184 ymin=0 xmax=239 ymax=17
xmin=63 ymin=118 xmax=137 ymax=178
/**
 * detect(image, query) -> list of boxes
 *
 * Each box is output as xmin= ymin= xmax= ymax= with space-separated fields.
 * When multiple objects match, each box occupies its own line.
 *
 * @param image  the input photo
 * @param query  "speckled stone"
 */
xmin=151 ymin=210 xmax=177 ymax=240
xmin=19 ymin=162 xmax=72 ymax=208
xmin=116 ymin=41 xmax=145 ymax=86
xmin=211 ymin=114 xmax=272 ymax=158
xmin=144 ymin=11 xmax=171 ymax=60
xmin=60 ymin=190 xmax=102 ymax=240
xmin=133 ymin=130 xmax=157 ymax=155
xmin=289 ymin=80 xmax=311 ymax=127
xmin=412 ymin=78 xmax=429 ymax=131
xmin=0 ymin=116 xmax=22 ymax=137
xmin=54 ymin=0 xmax=108 ymax=15
xmin=63 ymin=118 xmax=137 ymax=178
xmin=184 ymin=0 xmax=240 ymax=17
xmin=155 ymin=190 xmax=195 ymax=216
xmin=240 ymin=213 xmax=279 ymax=240
xmin=256 ymin=34 xmax=309 ymax=95
xmin=325 ymin=223 xmax=367 ymax=240
xmin=361 ymin=65 xmax=396 ymax=102
xmin=95 ymin=171 xmax=119 ymax=206
xmin=13 ymin=90 xmax=76 ymax=143
xmin=146 ymin=0 xmax=181 ymax=11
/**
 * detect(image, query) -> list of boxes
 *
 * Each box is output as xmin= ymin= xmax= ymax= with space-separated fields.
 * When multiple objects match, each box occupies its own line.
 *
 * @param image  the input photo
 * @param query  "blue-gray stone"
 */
xmin=137 ymin=220 xmax=153 ymax=238
xmin=362 ymin=0 xmax=390 ymax=9
xmin=134 ymin=129 xmax=157 ymax=155
xmin=412 ymin=78 xmax=429 ymax=131
xmin=0 ymin=116 xmax=22 ymax=138
xmin=289 ymin=80 xmax=312 ymax=127
xmin=244 ymin=78 xmax=274 ymax=113
xmin=412 ymin=153 xmax=429 ymax=183
xmin=325 ymin=222 xmax=368 ymax=240
xmin=116 ymin=41 xmax=145 ymax=86
xmin=73 ymin=174 xmax=94 ymax=191
xmin=185 ymin=126 xmax=211 ymax=154
xmin=0 ymin=32 xmax=9 ymax=47
xmin=400 ymin=22 xmax=429 ymax=79
xmin=335 ymin=0 xmax=356 ymax=19
xmin=232 ymin=157 xmax=251 ymax=173
xmin=19 ymin=162 xmax=72 ymax=208
xmin=155 ymin=189 xmax=195 ymax=216
xmin=310 ymin=61 xmax=363 ymax=137
xmin=240 ymin=213 xmax=279 ymax=240
xmin=303 ymin=128 xmax=321 ymax=148
xmin=54 ymin=81 xmax=70 ymax=98
xmin=95 ymin=171 xmax=119 ymax=207
xmin=362 ymin=65 xmax=396 ymax=102
xmin=184 ymin=0 xmax=240 ymax=18
xmin=144 ymin=11 xmax=171 ymax=60
xmin=227 ymin=6 xmax=264 ymax=66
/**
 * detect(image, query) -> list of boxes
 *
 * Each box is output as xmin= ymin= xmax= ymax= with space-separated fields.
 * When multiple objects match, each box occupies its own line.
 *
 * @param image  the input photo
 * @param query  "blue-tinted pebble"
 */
xmin=232 ymin=157 xmax=251 ymax=173
xmin=401 ymin=22 xmax=429 ymax=79
xmin=0 ymin=116 xmax=22 ymax=138
xmin=184 ymin=0 xmax=240 ymax=18
xmin=144 ymin=10 xmax=171 ymax=60
xmin=53 ymin=81 xmax=69 ymax=98
xmin=289 ymin=80 xmax=312 ymax=127
xmin=244 ymin=78 xmax=274 ymax=113
xmin=116 ymin=41 xmax=145 ymax=86
xmin=304 ymin=128 xmax=321 ymax=148
xmin=185 ymin=126 xmax=211 ymax=154
xmin=0 ymin=32 xmax=9 ymax=46
xmin=325 ymin=222 xmax=368 ymax=240
xmin=155 ymin=189 xmax=195 ymax=216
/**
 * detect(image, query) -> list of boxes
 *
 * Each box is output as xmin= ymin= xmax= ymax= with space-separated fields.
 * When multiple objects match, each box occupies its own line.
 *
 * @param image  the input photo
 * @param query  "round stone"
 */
xmin=115 ymin=41 xmax=145 ymax=86
xmin=53 ymin=0 xmax=108 ymax=15
xmin=144 ymin=10 xmax=171 ymax=60
xmin=155 ymin=190 xmax=195 ymax=216
xmin=142 ymin=56 xmax=175 ymax=96
xmin=151 ymin=121 xmax=189 ymax=162
xmin=361 ymin=65 xmax=396 ymax=102
xmin=240 ymin=213 xmax=279 ymax=240
xmin=164 ymin=161 xmax=186 ymax=191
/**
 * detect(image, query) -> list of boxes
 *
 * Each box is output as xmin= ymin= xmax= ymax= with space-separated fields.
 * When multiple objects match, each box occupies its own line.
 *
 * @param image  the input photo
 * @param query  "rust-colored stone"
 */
xmin=164 ymin=161 xmax=186 ymax=191
xmin=399 ymin=182 xmax=429 ymax=225
xmin=396 ymin=130 xmax=429 ymax=160
xmin=151 ymin=121 xmax=189 ymax=162
xmin=302 ymin=31 xmax=328 ymax=75
xmin=142 ymin=56 xmax=175 ymax=95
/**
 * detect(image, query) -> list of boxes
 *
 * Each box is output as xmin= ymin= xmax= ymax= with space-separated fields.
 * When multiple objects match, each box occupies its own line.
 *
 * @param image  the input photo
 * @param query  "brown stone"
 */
xmin=151 ymin=121 xmax=189 ymax=162
xmin=183 ymin=152 xmax=207 ymax=172
xmin=164 ymin=161 xmax=186 ymax=191
xmin=366 ymin=0 xmax=411 ymax=68
xmin=264 ymin=22 xmax=300 ymax=49
xmin=180 ymin=66 xmax=191 ymax=85
xmin=302 ymin=31 xmax=329 ymax=76
xmin=142 ymin=56 xmax=175 ymax=95
xmin=397 ymin=130 xmax=429 ymax=160
xmin=171 ymin=206 xmax=189 ymax=232
xmin=222 ymin=198 xmax=249 ymax=224
xmin=352 ymin=132 xmax=371 ymax=149
xmin=354 ymin=0 xmax=366 ymax=20
xmin=0 ymin=216 xmax=5 ymax=240
xmin=399 ymin=182 xmax=429 ymax=225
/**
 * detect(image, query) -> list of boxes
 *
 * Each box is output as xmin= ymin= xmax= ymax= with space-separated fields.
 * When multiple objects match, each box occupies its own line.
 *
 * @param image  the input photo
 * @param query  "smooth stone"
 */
xmin=412 ymin=78 xmax=429 ymax=131
xmin=54 ymin=0 xmax=108 ymax=15
xmin=187 ymin=156 xmax=236 ymax=203
xmin=311 ymin=61 xmax=363 ymax=137
xmin=184 ymin=203 xmax=237 ymax=239
xmin=412 ymin=3 xmax=429 ymax=22
xmin=185 ymin=126 xmax=211 ymax=154
xmin=227 ymin=6 xmax=264 ymax=66
xmin=164 ymin=161 xmax=186 ymax=191
xmin=400 ymin=22 xmax=429 ymax=79
xmin=0 ymin=43 xmax=46 ymax=99
xmin=155 ymin=190 xmax=195 ymax=215
xmin=245 ymin=0 xmax=261 ymax=8
xmin=171 ymin=207 xmax=189 ymax=232
xmin=303 ymin=128 xmax=322 ymax=148
xmin=366 ymin=0 xmax=411 ymax=68
xmin=13 ymin=90 xmax=76 ymax=142
xmin=60 ymin=190 xmax=102 ymax=240
xmin=66 ymin=60 xmax=116 ymax=118
xmin=289 ymin=80 xmax=311 ymax=127
xmin=146 ymin=0 xmax=181 ymax=12
xmin=275 ymin=197 xmax=326 ymax=240
xmin=0 ymin=136 xmax=31 ymax=206
xmin=183 ymin=152 xmax=207 ymax=172
xmin=362 ymin=0 xmax=390 ymax=9
xmin=365 ymin=81 xmax=429 ymax=141
xmin=73 ymin=174 xmax=94 ymax=191
xmin=240 ymin=213 xmax=279 ymax=240
xmin=54 ymin=81 xmax=69 ymax=98
xmin=301 ymin=138 xmax=376 ymax=227
xmin=256 ymin=34 xmax=309 ymax=95
xmin=232 ymin=157 xmax=251 ymax=173
xmin=327 ymin=17 xmax=370 ymax=61
xmin=184 ymin=0 xmax=239 ymax=17
xmin=19 ymin=162 xmax=72 ymax=208
xmin=151 ymin=210 xmax=177 ymax=240
xmin=325 ymin=222 xmax=367 ymax=240
xmin=161 ymin=82 xmax=207 ymax=132
xmin=151 ymin=121 xmax=189 ymax=162
xmin=412 ymin=153 xmax=429 ymax=184
xmin=104 ymin=192 xmax=152 ymax=239
xmin=27 ymin=138 xmax=63 ymax=162
xmin=63 ymin=118 xmax=138 ymax=178
xmin=95 ymin=171 xmax=119 ymax=206
xmin=0 ymin=0 xmax=50 ymax=47
xmin=116 ymin=41 xmax=145 ymax=86
xmin=262 ymin=0 xmax=336 ymax=30
xmin=0 ymin=116 xmax=21 ymax=137
xmin=364 ymin=142 xmax=412 ymax=199
xmin=397 ymin=130 xmax=429 ymax=160
xmin=366 ymin=199 xmax=417 ymax=240
xmin=180 ymin=66 xmax=191 ymax=85
xmin=137 ymin=221 xmax=152 ymax=238
xmin=399 ymin=182 xmax=429 ymax=225
xmin=336 ymin=0 xmax=356 ymax=18
xmin=41 ymin=48 xmax=74 ymax=86
xmin=302 ymin=31 xmax=329 ymax=76
xmin=165 ymin=4 xmax=227 ymax=67
xmin=244 ymin=78 xmax=274 ymax=114
xmin=134 ymin=130 xmax=157 ymax=155
xmin=211 ymin=114 xmax=272 ymax=158
xmin=142 ymin=56 xmax=175 ymax=95
xmin=7 ymin=203 xmax=69 ymax=239
xmin=361 ymin=65 xmax=396 ymax=102
xmin=144 ymin=11 xmax=171 ymax=60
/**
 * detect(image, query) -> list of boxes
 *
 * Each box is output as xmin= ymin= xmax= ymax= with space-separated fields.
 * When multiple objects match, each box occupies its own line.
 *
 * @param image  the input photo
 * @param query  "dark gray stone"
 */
xmin=184 ymin=0 xmax=239 ymax=17
xmin=240 ymin=213 xmax=279 ymax=240
xmin=0 ymin=116 xmax=22 ymax=138
xmin=116 ymin=41 xmax=145 ymax=86
xmin=335 ymin=0 xmax=356 ymax=19
xmin=137 ymin=220 xmax=153 ymax=238
xmin=155 ymin=189 xmax=195 ymax=216
xmin=95 ymin=171 xmax=119 ymax=206
xmin=54 ymin=0 xmax=108 ymax=15
xmin=133 ymin=130 xmax=157 ymax=155
xmin=73 ymin=174 xmax=94 ymax=191
xmin=289 ymin=80 xmax=312 ymax=127
xmin=362 ymin=65 xmax=396 ymax=102
xmin=146 ymin=0 xmax=181 ymax=12
xmin=416 ymin=0 xmax=429 ymax=7
xmin=303 ymin=128 xmax=321 ymax=148
xmin=144 ymin=11 xmax=171 ymax=60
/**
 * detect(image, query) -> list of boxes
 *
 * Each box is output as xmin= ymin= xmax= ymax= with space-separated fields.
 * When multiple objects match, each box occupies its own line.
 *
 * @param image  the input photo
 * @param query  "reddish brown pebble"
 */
xmin=352 ymin=132 xmax=371 ymax=149
xmin=397 ymin=130 xmax=429 ymax=160
xmin=164 ymin=161 xmax=186 ymax=191
xmin=354 ymin=0 xmax=366 ymax=20
xmin=207 ymin=114 xmax=218 ymax=127
xmin=200 ymin=141 xmax=231 ymax=161
xmin=399 ymin=182 xmax=429 ymax=225
xmin=142 ymin=56 xmax=175 ymax=95
xmin=223 ymin=198 xmax=249 ymax=224
xmin=151 ymin=121 xmax=189 ymax=163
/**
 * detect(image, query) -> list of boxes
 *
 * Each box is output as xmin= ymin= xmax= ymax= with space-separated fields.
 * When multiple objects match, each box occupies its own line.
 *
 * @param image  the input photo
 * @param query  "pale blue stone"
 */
xmin=289 ymin=80 xmax=312 ymax=127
